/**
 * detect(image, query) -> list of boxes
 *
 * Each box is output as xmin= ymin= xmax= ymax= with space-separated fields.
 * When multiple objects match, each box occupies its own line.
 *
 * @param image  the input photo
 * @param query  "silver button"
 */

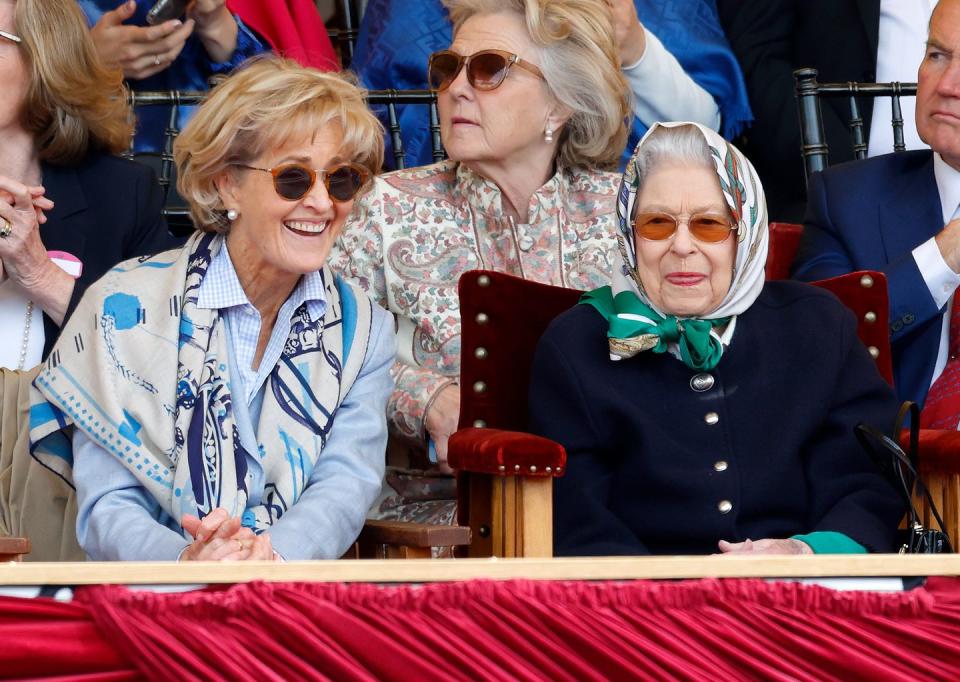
xmin=714 ymin=460 xmax=728 ymax=472
xmin=704 ymin=412 xmax=719 ymax=425
xmin=690 ymin=373 xmax=715 ymax=392
xmin=718 ymin=500 xmax=733 ymax=514
xmin=518 ymin=235 xmax=535 ymax=252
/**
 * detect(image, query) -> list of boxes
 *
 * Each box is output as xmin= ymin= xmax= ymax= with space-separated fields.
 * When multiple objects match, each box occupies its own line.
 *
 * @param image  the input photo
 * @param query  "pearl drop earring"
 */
xmin=226 ymin=209 xmax=239 ymax=221
xmin=544 ymin=127 xmax=554 ymax=144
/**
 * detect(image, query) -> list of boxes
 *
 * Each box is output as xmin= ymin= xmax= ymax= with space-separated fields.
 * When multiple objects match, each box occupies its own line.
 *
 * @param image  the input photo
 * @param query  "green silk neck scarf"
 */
xmin=581 ymin=286 xmax=730 ymax=371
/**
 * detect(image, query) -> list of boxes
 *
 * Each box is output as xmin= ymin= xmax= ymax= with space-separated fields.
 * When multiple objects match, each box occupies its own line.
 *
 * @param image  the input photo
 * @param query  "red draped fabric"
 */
xmin=227 ymin=0 xmax=339 ymax=71
xmin=2 ymin=578 xmax=960 ymax=680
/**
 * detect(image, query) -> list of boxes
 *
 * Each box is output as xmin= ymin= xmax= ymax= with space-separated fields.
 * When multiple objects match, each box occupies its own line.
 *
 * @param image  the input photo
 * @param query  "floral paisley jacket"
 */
xmin=330 ymin=160 xmax=621 ymax=445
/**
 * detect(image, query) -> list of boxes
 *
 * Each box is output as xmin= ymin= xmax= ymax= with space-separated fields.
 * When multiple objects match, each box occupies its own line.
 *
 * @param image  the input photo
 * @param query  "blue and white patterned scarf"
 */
xmin=29 ymin=232 xmax=373 ymax=532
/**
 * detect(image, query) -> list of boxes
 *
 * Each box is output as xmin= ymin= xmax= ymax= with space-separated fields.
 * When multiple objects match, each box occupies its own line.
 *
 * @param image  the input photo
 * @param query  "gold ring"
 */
xmin=154 ymin=55 xmax=161 ymax=66
xmin=236 ymin=539 xmax=244 ymax=552
xmin=0 ymin=218 xmax=10 ymax=239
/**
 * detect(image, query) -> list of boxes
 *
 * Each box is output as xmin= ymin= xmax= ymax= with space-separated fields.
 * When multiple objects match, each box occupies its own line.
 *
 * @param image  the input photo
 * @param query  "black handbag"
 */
xmin=855 ymin=401 xmax=953 ymax=554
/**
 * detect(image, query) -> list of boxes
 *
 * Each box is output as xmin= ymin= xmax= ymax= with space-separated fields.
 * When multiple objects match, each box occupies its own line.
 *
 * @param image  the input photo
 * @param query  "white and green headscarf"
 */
xmin=582 ymin=122 xmax=769 ymax=370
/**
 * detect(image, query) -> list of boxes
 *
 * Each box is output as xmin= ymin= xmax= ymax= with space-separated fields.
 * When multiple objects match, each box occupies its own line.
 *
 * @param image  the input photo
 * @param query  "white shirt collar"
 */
xmin=933 ymin=152 xmax=960 ymax=225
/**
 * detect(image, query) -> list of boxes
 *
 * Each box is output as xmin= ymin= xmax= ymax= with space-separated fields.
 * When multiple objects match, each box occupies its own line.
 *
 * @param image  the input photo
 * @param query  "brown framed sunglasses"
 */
xmin=234 ymin=162 xmax=370 ymax=203
xmin=427 ymin=49 xmax=545 ymax=92
xmin=634 ymin=212 xmax=738 ymax=244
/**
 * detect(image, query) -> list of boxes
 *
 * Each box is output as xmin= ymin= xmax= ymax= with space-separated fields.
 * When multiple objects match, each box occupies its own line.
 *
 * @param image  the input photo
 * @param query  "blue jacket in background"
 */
xmin=353 ymin=0 xmax=752 ymax=170
xmin=793 ymin=150 xmax=943 ymax=408
xmin=78 ymin=0 xmax=266 ymax=152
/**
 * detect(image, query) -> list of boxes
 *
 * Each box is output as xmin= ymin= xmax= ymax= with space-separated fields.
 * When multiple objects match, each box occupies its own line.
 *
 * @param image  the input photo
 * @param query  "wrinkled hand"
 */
xmin=0 ymin=175 xmax=56 ymax=289
xmin=605 ymin=0 xmax=646 ymax=66
xmin=718 ymin=538 xmax=814 ymax=555
xmin=424 ymin=383 xmax=460 ymax=473
xmin=91 ymin=0 xmax=195 ymax=80
xmin=180 ymin=507 xmax=276 ymax=561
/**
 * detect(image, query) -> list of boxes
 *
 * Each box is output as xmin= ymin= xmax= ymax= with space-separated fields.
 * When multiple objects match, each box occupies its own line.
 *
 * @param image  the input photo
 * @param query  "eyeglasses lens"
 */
xmin=468 ymin=52 xmax=509 ymax=89
xmin=274 ymin=166 xmax=314 ymax=200
xmin=326 ymin=166 xmax=364 ymax=201
xmin=429 ymin=52 xmax=461 ymax=90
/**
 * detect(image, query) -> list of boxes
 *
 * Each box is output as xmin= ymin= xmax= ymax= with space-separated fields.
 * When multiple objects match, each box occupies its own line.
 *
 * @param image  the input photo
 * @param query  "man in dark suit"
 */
xmin=718 ymin=1 xmax=933 ymax=221
xmin=792 ymin=0 xmax=960 ymax=408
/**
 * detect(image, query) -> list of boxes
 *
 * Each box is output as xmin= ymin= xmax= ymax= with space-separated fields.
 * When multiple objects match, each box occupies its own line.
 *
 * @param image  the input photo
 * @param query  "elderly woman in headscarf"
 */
xmin=29 ymin=57 xmax=394 ymax=561
xmin=529 ymin=122 xmax=905 ymax=556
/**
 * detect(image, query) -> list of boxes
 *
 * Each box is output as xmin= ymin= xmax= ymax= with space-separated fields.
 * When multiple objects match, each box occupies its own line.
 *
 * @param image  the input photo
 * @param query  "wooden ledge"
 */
xmin=2 ymin=554 xmax=960 ymax=586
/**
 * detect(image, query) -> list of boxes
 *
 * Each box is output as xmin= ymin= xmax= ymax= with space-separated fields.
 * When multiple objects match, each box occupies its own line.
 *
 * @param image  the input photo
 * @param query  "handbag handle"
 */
xmin=854 ymin=402 xmax=953 ymax=552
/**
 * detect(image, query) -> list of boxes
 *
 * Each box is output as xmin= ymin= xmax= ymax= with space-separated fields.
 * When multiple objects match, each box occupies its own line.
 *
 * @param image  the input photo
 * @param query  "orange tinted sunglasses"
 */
xmin=634 ymin=212 xmax=738 ymax=243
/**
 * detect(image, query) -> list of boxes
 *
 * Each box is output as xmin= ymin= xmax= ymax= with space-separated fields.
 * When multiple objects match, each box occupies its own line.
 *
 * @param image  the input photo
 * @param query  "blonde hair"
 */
xmin=445 ymin=0 xmax=631 ymax=170
xmin=15 ymin=0 xmax=133 ymax=165
xmin=175 ymin=56 xmax=385 ymax=233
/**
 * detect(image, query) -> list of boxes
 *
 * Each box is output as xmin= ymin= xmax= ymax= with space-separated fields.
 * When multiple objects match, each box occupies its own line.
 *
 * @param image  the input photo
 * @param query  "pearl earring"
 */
xmin=226 ymin=209 xmax=239 ymax=221
xmin=544 ymin=127 xmax=554 ymax=144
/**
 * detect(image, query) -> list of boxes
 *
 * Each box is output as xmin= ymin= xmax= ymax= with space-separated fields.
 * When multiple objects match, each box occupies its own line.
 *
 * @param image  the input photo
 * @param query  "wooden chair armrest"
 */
xmin=358 ymin=519 xmax=471 ymax=549
xmin=0 ymin=536 xmax=30 ymax=560
xmin=447 ymin=428 xmax=566 ymax=477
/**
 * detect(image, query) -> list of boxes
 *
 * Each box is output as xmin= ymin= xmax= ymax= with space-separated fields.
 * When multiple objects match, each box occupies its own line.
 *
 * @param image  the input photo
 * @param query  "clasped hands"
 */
xmin=718 ymin=538 xmax=813 ymax=555
xmin=179 ymin=507 xmax=278 ymax=561
xmin=0 ymin=176 xmax=55 ymax=287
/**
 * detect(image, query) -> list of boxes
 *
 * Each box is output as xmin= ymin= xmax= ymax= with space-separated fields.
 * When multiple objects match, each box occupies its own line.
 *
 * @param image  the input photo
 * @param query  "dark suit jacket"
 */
xmin=39 ymin=153 xmax=184 ymax=356
xmin=793 ymin=150 xmax=943 ymax=407
xmin=717 ymin=0 xmax=880 ymax=221
xmin=529 ymin=282 xmax=903 ymax=556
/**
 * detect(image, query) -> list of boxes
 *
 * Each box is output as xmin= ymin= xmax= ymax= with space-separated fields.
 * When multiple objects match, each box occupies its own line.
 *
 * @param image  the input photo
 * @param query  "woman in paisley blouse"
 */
xmin=332 ymin=0 xmax=631 ymax=521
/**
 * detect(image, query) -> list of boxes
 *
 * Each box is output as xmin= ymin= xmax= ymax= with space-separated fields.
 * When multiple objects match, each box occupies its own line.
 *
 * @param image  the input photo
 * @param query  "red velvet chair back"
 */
xmin=765 ymin=222 xmax=804 ymax=280
xmin=458 ymin=273 xmax=581 ymax=432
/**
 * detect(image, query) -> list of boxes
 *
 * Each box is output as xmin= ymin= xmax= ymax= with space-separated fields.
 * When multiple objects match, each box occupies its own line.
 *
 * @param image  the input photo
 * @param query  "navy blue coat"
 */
xmin=529 ymin=281 xmax=904 ymax=556
xmin=793 ymin=150 xmax=943 ymax=407
xmin=40 ymin=153 xmax=184 ymax=356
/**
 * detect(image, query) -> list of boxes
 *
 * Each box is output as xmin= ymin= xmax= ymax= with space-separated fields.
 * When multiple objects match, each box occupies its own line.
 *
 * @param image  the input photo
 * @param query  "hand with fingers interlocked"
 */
xmin=0 ymin=175 xmax=75 ymax=324
xmin=179 ymin=507 xmax=279 ymax=561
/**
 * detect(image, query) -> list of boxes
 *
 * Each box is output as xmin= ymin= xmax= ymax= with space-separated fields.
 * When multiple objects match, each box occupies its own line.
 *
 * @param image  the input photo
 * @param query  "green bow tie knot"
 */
xmin=581 ymin=286 xmax=729 ymax=371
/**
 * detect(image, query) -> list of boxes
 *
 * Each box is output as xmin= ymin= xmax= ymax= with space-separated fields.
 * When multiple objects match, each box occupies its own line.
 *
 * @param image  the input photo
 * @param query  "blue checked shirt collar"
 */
xmin=196 ymin=241 xmax=327 ymax=401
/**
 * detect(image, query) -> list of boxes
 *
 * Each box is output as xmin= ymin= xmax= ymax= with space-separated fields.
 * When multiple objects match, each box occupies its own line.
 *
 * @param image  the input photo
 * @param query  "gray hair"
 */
xmin=633 ymin=124 xmax=714 ymax=186
xmin=443 ymin=0 xmax=631 ymax=170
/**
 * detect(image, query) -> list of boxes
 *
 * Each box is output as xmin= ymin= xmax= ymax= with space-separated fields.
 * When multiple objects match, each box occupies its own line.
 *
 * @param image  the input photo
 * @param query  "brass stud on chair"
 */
xmin=477 ymin=274 xmax=491 ymax=287
xmin=864 ymin=311 xmax=877 ymax=323
xmin=498 ymin=465 xmax=505 ymax=472
xmin=860 ymin=274 xmax=874 ymax=288
xmin=529 ymin=465 xmax=537 ymax=473
xmin=474 ymin=347 xmax=488 ymax=359
xmin=545 ymin=466 xmax=552 ymax=473
xmin=514 ymin=464 xmax=521 ymax=472
xmin=473 ymin=419 xmax=487 ymax=428
xmin=868 ymin=346 xmax=880 ymax=359
xmin=475 ymin=312 xmax=489 ymax=325
xmin=473 ymin=381 xmax=487 ymax=393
